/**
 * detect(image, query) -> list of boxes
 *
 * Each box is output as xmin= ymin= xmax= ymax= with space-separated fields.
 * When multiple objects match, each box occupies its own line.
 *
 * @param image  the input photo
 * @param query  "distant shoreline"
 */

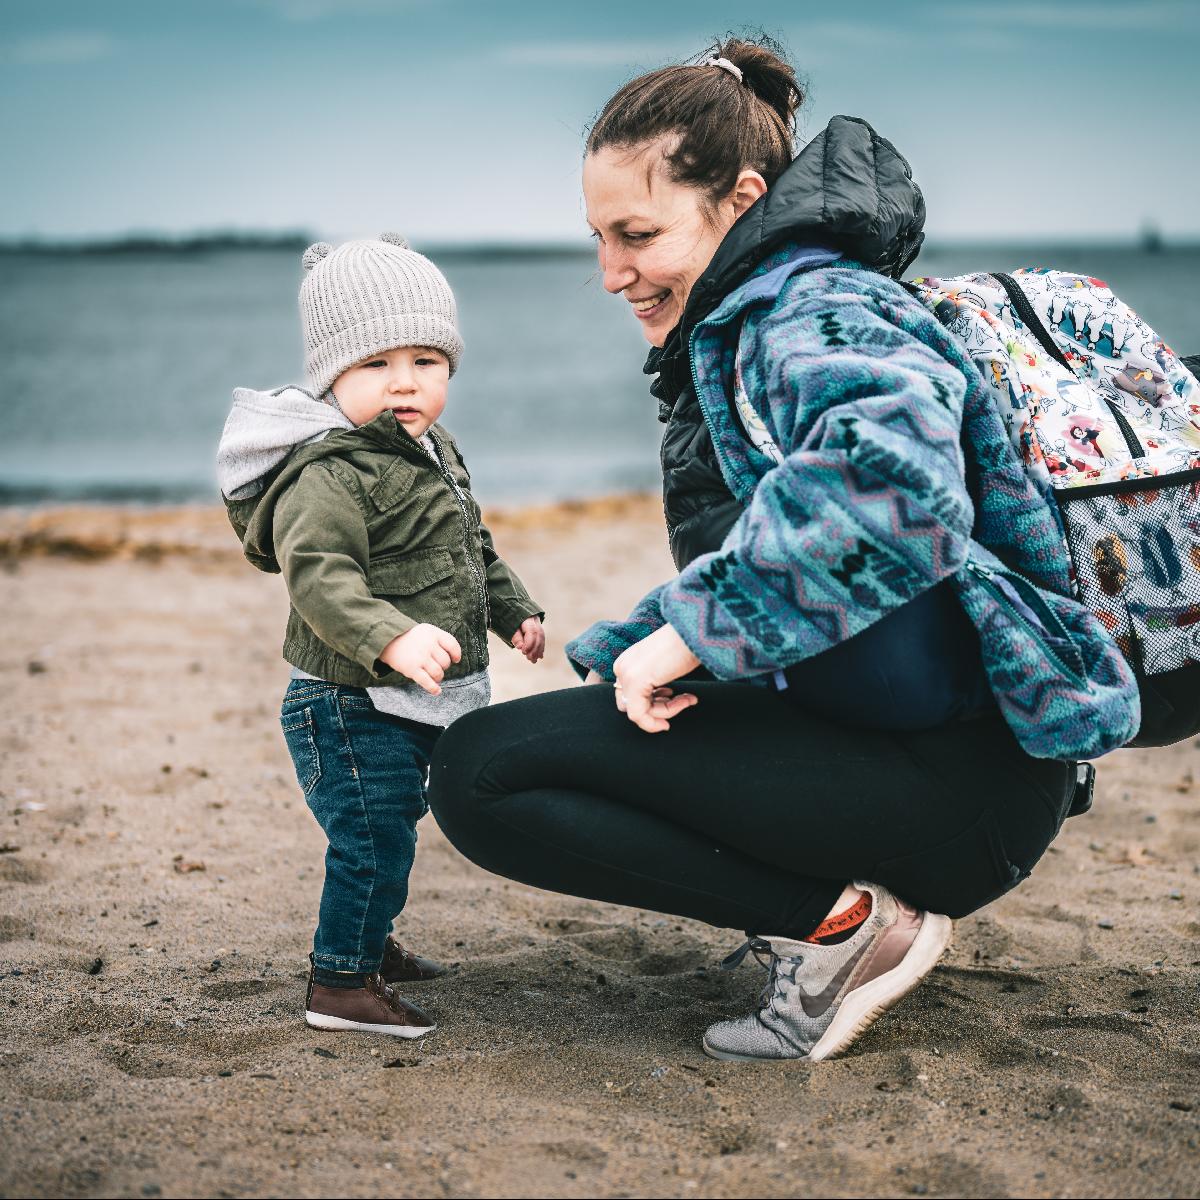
xmin=3 ymin=232 xmax=1198 ymax=257
xmin=0 ymin=233 xmax=598 ymax=258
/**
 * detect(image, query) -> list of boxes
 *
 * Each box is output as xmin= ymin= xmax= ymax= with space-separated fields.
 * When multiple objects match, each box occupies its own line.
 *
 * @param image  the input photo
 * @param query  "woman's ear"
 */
xmin=728 ymin=169 xmax=768 ymax=220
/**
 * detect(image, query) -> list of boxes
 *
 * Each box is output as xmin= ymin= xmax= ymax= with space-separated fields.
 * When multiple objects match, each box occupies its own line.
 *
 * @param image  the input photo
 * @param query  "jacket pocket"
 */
xmin=368 ymin=457 xmax=418 ymax=512
xmin=953 ymin=546 xmax=1141 ymax=759
xmin=368 ymin=546 xmax=455 ymax=595
xmin=872 ymin=810 xmax=1026 ymax=920
xmin=280 ymin=707 xmax=321 ymax=795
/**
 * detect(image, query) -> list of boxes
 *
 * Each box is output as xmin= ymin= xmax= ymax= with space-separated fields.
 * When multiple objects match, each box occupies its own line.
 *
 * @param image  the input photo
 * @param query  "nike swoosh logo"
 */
xmin=794 ymin=941 xmax=871 ymax=1018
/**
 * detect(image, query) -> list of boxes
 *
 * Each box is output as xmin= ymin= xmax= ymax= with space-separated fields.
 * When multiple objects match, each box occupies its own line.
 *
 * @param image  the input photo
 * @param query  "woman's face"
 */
xmin=583 ymin=141 xmax=766 ymax=347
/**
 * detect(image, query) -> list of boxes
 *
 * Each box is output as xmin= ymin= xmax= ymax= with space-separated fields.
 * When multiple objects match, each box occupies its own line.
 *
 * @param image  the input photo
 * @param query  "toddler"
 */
xmin=216 ymin=234 xmax=544 ymax=1036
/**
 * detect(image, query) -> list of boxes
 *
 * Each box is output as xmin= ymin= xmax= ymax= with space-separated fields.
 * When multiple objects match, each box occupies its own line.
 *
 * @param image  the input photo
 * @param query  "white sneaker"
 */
xmin=702 ymin=882 xmax=951 ymax=1063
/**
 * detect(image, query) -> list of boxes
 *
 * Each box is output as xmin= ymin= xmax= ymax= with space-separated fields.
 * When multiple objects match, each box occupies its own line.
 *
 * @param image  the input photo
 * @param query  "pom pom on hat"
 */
xmin=378 ymin=232 xmax=410 ymax=249
xmin=301 ymin=242 xmax=332 ymax=272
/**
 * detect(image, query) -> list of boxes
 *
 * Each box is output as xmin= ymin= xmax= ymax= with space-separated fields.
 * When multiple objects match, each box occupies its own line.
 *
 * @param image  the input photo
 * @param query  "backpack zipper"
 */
xmin=992 ymin=271 xmax=1145 ymax=460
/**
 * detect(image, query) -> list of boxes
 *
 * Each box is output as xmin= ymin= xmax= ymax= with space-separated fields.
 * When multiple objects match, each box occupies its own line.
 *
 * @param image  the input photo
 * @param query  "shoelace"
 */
xmin=720 ymin=938 xmax=802 ymax=1012
xmin=366 ymin=973 xmax=399 ymax=1006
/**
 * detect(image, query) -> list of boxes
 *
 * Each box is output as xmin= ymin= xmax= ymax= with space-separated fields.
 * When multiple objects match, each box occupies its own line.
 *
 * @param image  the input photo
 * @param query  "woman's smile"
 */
xmin=629 ymin=290 xmax=670 ymax=319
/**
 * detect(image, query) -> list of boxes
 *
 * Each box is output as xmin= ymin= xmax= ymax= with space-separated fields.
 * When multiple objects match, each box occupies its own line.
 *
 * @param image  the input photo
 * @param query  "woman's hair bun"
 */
xmin=301 ymin=242 xmax=332 ymax=272
xmin=716 ymin=35 xmax=803 ymax=134
xmin=378 ymin=232 xmax=410 ymax=249
xmin=587 ymin=30 xmax=804 ymax=199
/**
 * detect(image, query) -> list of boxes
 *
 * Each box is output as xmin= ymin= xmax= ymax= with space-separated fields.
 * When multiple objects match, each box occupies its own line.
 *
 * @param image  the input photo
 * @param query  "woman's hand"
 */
xmin=511 ymin=616 xmax=546 ymax=663
xmin=612 ymin=624 xmax=701 ymax=733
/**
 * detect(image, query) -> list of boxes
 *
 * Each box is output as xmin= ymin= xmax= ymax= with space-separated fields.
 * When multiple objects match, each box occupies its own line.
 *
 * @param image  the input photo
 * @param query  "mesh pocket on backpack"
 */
xmin=1057 ymin=468 xmax=1200 ymax=676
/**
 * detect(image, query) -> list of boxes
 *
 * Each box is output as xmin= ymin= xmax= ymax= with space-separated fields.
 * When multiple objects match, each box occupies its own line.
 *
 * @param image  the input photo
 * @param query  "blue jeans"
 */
xmin=280 ymin=679 xmax=440 ymax=975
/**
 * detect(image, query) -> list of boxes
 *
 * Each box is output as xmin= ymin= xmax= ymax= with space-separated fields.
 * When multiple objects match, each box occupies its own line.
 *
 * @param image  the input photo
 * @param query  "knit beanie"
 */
xmin=299 ymin=233 xmax=463 ymax=396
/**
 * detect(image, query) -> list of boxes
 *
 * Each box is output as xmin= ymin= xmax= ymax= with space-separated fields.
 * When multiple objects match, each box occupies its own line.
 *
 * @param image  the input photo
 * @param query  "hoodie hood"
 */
xmin=647 ymin=115 xmax=926 ymax=409
xmin=216 ymin=385 xmax=353 ymax=501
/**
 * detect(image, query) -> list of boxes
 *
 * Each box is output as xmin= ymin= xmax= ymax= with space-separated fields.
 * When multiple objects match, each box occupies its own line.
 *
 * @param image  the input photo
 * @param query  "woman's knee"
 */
xmin=428 ymin=709 xmax=487 ymax=809
xmin=426 ymin=704 xmax=522 ymax=858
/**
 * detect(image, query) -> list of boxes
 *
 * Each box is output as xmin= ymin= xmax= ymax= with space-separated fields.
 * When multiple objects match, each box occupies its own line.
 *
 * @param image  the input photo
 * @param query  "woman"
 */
xmin=428 ymin=38 xmax=1138 ymax=1063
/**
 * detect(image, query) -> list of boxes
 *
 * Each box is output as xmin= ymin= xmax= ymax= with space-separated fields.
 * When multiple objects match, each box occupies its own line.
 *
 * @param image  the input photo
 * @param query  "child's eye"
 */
xmin=416 ymin=356 xmax=442 ymax=367
xmin=362 ymin=359 xmax=387 ymax=369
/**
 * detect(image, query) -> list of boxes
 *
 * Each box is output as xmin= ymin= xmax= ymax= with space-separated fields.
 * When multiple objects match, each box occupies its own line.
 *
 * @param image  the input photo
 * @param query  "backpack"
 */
xmin=907 ymin=268 xmax=1200 ymax=748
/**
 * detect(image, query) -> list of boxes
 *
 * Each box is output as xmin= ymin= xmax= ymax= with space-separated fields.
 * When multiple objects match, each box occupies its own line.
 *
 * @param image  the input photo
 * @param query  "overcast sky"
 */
xmin=3 ymin=0 xmax=1198 ymax=243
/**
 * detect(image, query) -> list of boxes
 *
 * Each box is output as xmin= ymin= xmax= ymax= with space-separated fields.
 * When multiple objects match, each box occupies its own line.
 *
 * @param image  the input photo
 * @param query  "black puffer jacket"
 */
xmin=649 ymin=115 xmax=927 ymax=569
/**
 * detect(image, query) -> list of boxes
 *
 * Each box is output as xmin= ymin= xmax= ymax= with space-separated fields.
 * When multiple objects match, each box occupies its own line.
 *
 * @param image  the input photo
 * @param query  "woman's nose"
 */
xmin=600 ymin=245 xmax=636 ymax=295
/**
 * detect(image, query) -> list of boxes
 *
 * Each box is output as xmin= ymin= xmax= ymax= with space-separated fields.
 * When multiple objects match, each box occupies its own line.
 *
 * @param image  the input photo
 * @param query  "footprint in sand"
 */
xmin=2 ymin=1054 xmax=99 ymax=1101
xmin=0 ymin=914 xmax=35 ymax=941
xmin=536 ymin=1139 xmax=610 ymax=1170
xmin=0 ymin=857 xmax=49 ymax=885
xmin=555 ymin=925 xmax=711 ymax=977
xmin=199 ymin=978 xmax=284 ymax=1001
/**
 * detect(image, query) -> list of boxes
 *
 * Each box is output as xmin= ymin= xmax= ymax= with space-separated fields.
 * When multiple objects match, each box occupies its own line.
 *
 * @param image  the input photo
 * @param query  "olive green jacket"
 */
xmin=227 ymin=411 xmax=543 ymax=686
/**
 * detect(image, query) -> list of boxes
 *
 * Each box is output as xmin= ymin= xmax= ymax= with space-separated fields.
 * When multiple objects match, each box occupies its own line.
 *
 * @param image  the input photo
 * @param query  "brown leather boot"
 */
xmin=380 ymin=935 xmax=449 ymax=983
xmin=305 ymin=967 xmax=435 ymax=1038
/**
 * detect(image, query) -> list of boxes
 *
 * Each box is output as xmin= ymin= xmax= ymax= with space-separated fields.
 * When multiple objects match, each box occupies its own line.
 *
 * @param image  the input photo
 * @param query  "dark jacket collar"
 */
xmin=646 ymin=114 xmax=927 ymax=415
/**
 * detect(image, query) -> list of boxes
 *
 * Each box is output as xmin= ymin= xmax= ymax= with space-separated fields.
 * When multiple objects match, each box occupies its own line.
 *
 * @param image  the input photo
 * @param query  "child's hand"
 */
xmin=511 ymin=616 xmax=545 ymax=664
xmin=379 ymin=624 xmax=462 ymax=695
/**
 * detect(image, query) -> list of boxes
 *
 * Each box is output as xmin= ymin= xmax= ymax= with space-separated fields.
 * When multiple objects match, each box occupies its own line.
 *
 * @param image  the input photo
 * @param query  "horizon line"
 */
xmin=3 ymin=230 xmax=1198 ymax=255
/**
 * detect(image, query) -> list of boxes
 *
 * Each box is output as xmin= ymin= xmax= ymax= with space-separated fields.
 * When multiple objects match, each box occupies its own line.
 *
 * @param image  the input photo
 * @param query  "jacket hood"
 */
xmin=216 ymin=385 xmax=353 ymax=501
xmin=224 ymin=403 xmax=450 ymax=574
xmin=647 ymin=114 xmax=926 ymax=408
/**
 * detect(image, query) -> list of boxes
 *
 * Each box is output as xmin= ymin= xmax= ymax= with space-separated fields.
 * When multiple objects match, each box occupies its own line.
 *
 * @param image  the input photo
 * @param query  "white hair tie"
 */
xmin=701 ymin=55 xmax=744 ymax=84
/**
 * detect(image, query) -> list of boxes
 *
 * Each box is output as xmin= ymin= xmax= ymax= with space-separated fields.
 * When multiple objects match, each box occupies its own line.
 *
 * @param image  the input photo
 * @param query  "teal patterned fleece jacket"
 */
xmin=566 ymin=248 xmax=1141 ymax=761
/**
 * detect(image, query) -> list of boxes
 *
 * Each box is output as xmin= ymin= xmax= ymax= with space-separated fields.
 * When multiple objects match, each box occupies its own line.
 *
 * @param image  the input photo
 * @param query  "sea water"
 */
xmin=1 ymin=243 xmax=1196 ymax=505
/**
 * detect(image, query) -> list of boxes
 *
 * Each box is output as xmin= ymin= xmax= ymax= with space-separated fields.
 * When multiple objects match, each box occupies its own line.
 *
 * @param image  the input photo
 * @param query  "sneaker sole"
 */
xmin=701 ymin=912 xmax=952 ymax=1064
xmin=305 ymin=1011 xmax=435 ymax=1038
xmin=808 ymin=910 xmax=953 ymax=1062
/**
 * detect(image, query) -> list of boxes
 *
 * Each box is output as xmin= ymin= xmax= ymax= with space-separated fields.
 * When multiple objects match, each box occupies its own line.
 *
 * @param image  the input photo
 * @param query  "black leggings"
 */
xmin=428 ymin=683 xmax=1074 ymax=940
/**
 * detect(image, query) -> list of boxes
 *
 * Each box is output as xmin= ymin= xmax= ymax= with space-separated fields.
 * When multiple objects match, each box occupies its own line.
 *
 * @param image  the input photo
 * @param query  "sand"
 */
xmin=0 ymin=500 xmax=1198 ymax=1200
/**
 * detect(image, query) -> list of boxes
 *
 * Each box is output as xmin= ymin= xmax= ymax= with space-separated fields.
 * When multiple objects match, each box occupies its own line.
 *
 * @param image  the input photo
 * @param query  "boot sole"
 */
xmin=702 ymin=912 xmax=953 ymax=1064
xmin=305 ymin=1011 xmax=435 ymax=1037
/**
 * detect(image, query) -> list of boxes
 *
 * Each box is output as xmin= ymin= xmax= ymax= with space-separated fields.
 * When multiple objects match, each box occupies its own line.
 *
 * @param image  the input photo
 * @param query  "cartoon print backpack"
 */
xmin=908 ymin=268 xmax=1200 ymax=747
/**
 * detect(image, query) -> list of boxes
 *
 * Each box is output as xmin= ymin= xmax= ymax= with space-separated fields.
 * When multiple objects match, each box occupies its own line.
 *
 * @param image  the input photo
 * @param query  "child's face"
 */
xmin=330 ymin=346 xmax=449 ymax=436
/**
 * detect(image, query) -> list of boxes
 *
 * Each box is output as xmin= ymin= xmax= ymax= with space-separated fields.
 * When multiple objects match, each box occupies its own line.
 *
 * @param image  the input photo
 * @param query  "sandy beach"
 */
xmin=1 ymin=499 xmax=1198 ymax=1200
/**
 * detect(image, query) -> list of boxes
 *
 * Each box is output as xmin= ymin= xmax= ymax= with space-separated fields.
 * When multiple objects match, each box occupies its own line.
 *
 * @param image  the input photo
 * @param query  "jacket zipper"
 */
xmin=992 ymin=271 xmax=1145 ymax=460
xmin=687 ymin=312 xmax=761 ymax=503
xmin=965 ymin=560 xmax=1086 ymax=688
xmin=426 ymin=433 xmax=490 ymax=661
